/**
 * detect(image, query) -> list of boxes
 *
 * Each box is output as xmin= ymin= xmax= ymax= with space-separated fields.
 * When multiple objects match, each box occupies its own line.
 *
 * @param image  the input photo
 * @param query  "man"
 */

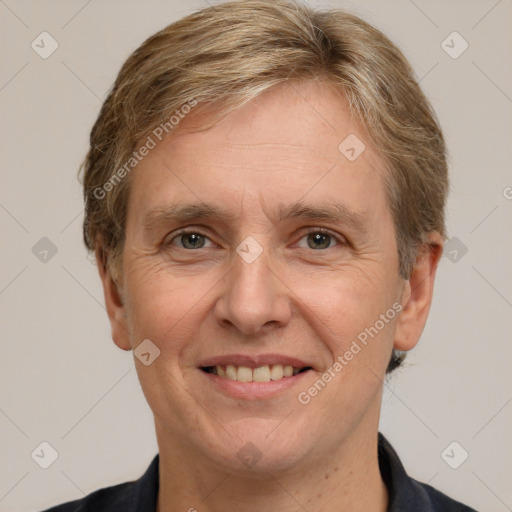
xmin=43 ymin=1 xmax=478 ymax=510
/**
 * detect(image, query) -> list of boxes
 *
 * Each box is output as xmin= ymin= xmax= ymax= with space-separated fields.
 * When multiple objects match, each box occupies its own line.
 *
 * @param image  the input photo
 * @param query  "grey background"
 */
xmin=1 ymin=1 xmax=511 ymax=510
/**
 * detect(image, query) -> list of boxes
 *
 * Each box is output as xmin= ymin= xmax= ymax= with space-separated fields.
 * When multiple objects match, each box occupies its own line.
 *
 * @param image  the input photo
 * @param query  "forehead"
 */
xmin=127 ymin=82 xmax=390 ymax=227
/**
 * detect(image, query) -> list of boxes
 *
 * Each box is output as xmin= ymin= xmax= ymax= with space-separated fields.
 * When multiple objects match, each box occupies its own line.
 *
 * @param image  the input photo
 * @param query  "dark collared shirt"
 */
xmin=41 ymin=434 xmax=478 ymax=511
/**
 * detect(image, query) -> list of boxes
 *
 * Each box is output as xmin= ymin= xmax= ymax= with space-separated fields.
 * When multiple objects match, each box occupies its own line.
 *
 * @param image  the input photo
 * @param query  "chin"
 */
xmin=202 ymin=418 xmax=312 ymax=474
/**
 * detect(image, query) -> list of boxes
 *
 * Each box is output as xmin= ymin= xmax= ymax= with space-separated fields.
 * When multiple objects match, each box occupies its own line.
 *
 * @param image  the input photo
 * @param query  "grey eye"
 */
xmin=178 ymin=233 xmax=207 ymax=249
xmin=306 ymin=232 xmax=333 ymax=249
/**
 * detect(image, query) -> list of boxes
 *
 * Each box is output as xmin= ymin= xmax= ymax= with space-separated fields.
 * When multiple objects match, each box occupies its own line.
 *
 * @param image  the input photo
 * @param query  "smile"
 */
xmin=201 ymin=364 xmax=312 ymax=383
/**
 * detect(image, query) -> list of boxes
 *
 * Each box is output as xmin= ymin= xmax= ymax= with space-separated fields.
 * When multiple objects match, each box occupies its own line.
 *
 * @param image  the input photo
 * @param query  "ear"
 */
xmin=394 ymin=233 xmax=443 ymax=352
xmin=95 ymin=244 xmax=132 ymax=351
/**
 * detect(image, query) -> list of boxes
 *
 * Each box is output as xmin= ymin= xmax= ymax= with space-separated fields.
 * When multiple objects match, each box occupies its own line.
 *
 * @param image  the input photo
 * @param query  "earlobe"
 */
xmin=393 ymin=234 xmax=443 ymax=352
xmin=95 ymin=245 xmax=132 ymax=351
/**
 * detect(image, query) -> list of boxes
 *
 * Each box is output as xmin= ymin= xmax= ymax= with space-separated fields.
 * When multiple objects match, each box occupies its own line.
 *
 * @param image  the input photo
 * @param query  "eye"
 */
xmin=296 ymin=229 xmax=344 ymax=250
xmin=166 ymin=230 xmax=214 ymax=250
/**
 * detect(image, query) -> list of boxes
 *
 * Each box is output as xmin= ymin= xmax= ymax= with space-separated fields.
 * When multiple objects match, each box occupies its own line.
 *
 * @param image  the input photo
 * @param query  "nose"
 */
xmin=214 ymin=249 xmax=292 ymax=335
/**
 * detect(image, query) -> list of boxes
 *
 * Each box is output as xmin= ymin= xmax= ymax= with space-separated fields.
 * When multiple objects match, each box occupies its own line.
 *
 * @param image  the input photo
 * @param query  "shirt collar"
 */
xmin=130 ymin=453 xmax=159 ymax=511
xmin=378 ymin=432 xmax=439 ymax=511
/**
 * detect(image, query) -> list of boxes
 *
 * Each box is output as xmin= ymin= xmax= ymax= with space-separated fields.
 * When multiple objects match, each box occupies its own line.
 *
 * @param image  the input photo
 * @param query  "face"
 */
xmin=99 ymin=82 xmax=438 ymax=473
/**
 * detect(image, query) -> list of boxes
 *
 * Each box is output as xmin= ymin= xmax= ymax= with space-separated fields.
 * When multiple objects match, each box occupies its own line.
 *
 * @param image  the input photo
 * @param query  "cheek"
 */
xmin=290 ymin=265 xmax=398 ymax=357
xmin=124 ymin=263 xmax=218 ymax=347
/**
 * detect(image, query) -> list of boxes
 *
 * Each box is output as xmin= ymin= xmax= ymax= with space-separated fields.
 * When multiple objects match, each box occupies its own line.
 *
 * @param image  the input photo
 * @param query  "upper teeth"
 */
xmin=213 ymin=364 xmax=301 ymax=382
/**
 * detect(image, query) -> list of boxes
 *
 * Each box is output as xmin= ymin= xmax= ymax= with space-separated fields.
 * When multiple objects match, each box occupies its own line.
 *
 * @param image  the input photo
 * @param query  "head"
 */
xmin=82 ymin=0 xmax=447 ymax=472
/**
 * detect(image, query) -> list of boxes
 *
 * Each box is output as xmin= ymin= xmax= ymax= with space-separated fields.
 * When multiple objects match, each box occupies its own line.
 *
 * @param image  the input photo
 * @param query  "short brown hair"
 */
xmin=81 ymin=0 xmax=448 ymax=373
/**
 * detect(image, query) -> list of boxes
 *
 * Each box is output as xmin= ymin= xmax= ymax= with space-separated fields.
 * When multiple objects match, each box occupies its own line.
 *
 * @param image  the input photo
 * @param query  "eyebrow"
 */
xmin=142 ymin=200 xmax=369 ymax=234
xmin=143 ymin=203 xmax=238 ymax=231
xmin=278 ymin=202 xmax=369 ymax=234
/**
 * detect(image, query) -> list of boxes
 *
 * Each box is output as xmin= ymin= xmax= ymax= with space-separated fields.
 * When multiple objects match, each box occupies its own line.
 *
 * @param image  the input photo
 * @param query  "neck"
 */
xmin=155 ymin=421 xmax=388 ymax=512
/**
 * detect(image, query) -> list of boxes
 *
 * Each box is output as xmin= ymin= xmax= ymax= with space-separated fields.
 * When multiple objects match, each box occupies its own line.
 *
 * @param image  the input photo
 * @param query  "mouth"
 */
xmin=197 ymin=354 xmax=315 ymax=399
xmin=201 ymin=364 xmax=313 ymax=383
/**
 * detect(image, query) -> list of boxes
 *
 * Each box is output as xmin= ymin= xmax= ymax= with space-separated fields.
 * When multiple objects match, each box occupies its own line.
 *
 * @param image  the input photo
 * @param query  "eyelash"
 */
xmin=164 ymin=227 xmax=347 ymax=250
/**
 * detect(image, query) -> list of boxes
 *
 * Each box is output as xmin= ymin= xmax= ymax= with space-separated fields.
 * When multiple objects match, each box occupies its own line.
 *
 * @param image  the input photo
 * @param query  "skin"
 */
xmin=97 ymin=81 xmax=442 ymax=512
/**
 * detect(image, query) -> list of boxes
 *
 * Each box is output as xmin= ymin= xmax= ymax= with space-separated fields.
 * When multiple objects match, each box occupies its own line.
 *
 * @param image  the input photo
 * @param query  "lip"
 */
xmin=199 ymin=366 xmax=313 ymax=400
xmin=197 ymin=353 xmax=314 ymax=370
